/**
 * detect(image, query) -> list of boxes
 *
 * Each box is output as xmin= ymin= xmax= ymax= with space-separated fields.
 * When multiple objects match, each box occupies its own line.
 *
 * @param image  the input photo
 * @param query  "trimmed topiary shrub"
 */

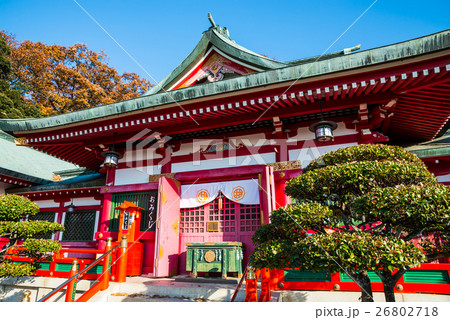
xmin=0 ymin=194 xmax=64 ymax=278
xmin=251 ymin=144 xmax=449 ymax=302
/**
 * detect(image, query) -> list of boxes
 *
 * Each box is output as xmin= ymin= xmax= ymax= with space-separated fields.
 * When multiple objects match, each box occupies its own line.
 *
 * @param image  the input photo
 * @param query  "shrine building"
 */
xmin=0 ymin=20 xmax=449 ymax=278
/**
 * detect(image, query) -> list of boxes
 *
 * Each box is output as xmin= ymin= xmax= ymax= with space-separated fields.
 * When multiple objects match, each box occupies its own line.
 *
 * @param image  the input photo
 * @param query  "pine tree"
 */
xmin=251 ymin=144 xmax=450 ymax=302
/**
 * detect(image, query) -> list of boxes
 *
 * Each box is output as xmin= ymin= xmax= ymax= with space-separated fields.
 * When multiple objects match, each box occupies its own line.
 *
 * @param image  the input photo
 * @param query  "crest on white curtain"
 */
xmin=180 ymin=179 xmax=260 ymax=208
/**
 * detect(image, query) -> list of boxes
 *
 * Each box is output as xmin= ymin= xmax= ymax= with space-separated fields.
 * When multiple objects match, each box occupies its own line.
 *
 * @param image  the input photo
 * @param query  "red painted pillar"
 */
xmin=65 ymin=260 xmax=78 ymax=302
xmin=101 ymin=238 xmax=113 ymax=291
xmin=274 ymin=174 xmax=290 ymax=208
xmin=245 ymin=267 xmax=260 ymax=302
xmin=160 ymin=147 xmax=172 ymax=174
xmin=258 ymin=268 xmax=272 ymax=301
xmin=99 ymin=167 xmax=116 ymax=250
xmin=56 ymin=201 xmax=67 ymax=241
xmin=116 ymin=236 xmax=128 ymax=283
xmin=270 ymin=269 xmax=282 ymax=291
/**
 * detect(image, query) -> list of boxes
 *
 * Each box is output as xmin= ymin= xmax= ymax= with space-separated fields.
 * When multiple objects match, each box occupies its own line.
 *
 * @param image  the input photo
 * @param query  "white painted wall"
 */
xmin=113 ymin=123 xmax=358 ymax=183
xmin=289 ymin=142 xmax=358 ymax=168
xmin=114 ymin=166 xmax=161 ymax=186
xmin=34 ymin=197 xmax=101 ymax=209
xmin=437 ymin=173 xmax=450 ymax=184
xmin=34 ymin=200 xmax=59 ymax=209
xmin=287 ymin=122 xmax=358 ymax=168
xmin=172 ymin=152 xmax=276 ymax=173
xmin=119 ymin=148 xmax=162 ymax=164
xmin=69 ymin=197 xmax=101 ymax=207
xmin=173 ymin=133 xmax=268 ymax=157
xmin=289 ymin=122 xmax=357 ymax=142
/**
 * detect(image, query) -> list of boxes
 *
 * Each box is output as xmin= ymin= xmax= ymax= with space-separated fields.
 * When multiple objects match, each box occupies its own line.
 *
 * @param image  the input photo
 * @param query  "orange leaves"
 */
xmin=3 ymin=32 xmax=152 ymax=116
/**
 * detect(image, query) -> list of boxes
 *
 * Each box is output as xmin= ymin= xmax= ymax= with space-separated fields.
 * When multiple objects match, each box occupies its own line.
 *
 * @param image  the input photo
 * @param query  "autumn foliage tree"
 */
xmin=0 ymin=35 xmax=41 ymax=119
xmin=250 ymin=144 xmax=450 ymax=302
xmin=0 ymin=194 xmax=64 ymax=277
xmin=1 ymin=31 xmax=152 ymax=116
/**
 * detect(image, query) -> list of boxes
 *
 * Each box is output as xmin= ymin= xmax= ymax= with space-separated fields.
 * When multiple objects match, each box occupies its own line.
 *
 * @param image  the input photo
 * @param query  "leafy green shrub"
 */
xmin=0 ymin=194 xmax=39 ymax=221
xmin=286 ymin=160 xmax=437 ymax=202
xmin=303 ymin=144 xmax=424 ymax=173
xmin=0 ymin=194 xmax=64 ymax=278
xmin=0 ymin=220 xmax=64 ymax=239
xmin=251 ymin=233 xmax=425 ymax=272
xmin=354 ymin=184 xmax=450 ymax=234
xmin=251 ymin=144 xmax=449 ymax=302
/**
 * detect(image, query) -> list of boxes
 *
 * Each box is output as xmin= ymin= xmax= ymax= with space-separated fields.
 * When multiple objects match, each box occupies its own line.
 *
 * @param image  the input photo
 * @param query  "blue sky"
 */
xmin=1 ymin=0 xmax=449 ymax=85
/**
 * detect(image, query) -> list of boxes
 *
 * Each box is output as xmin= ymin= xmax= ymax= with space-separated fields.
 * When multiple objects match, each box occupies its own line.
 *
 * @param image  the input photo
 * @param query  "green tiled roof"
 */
xmin=7 ymin=173 xmax=105 ymax=194
xmin=0 ymin=29 xmax=448 ymax=134
xmin=0 ymin=130 xmax=80 ymax=183
xmin=407 ymin=129 xmax=450 ymax=158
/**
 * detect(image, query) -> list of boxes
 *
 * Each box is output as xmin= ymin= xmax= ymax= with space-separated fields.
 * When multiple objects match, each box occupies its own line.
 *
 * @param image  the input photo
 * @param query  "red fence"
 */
xmin=5 ymin=238 xmax=131 ymax=282
xmin=245 ymin=263 xmax=450 ymax=302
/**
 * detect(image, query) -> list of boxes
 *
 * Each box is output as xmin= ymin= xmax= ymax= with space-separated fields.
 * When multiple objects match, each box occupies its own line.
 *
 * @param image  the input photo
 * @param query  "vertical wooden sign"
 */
xmin=147 ymin=190 xmax=158 ymax=231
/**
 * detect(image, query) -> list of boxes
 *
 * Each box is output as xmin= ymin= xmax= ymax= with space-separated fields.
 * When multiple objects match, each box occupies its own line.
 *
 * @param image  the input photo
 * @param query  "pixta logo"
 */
xmin=124 ymin=128 xmax=172 ymax=175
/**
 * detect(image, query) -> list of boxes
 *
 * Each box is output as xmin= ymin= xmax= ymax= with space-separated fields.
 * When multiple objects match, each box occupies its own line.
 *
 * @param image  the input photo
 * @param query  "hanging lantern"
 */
xmin=309 ymin=101 xmax=338 ymax=143
xmin=101 ymin=132 xmax=122 ymax=168
xmin=309 ymin=120 xmax=338 ymax=143
xmin=218 ymin=194 xmax=223 ymax=211
xmin=101 ymin=150 xmax=122 ymax=168
xmin=66 ymin=199 xmax=76 ymax=213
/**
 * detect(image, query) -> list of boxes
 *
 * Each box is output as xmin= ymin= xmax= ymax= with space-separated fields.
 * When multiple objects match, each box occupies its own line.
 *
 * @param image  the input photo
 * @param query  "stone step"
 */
xmin=0 ymin=276 xmax=95 ymax=302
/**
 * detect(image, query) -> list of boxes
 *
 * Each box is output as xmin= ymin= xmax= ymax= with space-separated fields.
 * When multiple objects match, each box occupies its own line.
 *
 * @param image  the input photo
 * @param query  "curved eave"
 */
xmin=144 ymin=27 xmax=286 ymax=95
xmin=205 ymin=28 xmax=287 ymax=69
xmin=0 ymin=168 xmax=51 ymax=186
xmin=6 ymin=174 xmax=105 ymax=195
xmin=0 ymin=29 xmax=448 ymax=134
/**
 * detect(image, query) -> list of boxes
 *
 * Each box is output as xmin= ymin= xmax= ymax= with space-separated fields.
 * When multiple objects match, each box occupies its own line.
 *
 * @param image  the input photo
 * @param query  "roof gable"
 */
xmin=169 ymin=47 xmax=260 ymax=90
xmin=144 ymin=24 xmax=286 ymax=95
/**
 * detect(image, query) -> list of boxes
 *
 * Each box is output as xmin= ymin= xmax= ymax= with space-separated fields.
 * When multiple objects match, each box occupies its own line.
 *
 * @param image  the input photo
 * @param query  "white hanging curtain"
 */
xmin=180 ymin=179 xmax=260 ymax=208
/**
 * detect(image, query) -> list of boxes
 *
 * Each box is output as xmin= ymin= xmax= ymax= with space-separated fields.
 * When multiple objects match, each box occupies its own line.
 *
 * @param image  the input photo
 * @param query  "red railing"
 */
xmin=6 ymin=237 xmax=130 ymax=281
xmin=37 ymin=236 xmax=128 ymax=302
xmin=244 ymin=263 xmax=450 ymax=302
xmin=6 ymin=236 xmax=129 ymax=302
xmin=230 ymin=264 xmax=249 ymax=302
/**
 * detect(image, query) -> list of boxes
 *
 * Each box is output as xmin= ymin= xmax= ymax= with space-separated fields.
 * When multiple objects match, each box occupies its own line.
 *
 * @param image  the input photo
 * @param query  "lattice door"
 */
xmin=179 ymin=192 xmax=260 ymax=272
xmin=62 ymin=210 xmax=96 ymax=242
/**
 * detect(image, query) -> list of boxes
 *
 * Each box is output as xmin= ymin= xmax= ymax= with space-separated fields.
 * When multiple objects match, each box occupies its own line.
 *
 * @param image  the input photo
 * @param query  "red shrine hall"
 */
xmin=0 ymin=20 xmax=449 ymax=282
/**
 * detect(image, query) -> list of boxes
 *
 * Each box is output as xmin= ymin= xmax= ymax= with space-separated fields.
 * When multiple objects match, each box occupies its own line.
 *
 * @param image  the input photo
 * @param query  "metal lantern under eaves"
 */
xmin=309 ymin=120 xmax=338 ymax=143
xmin=101 ymin=150 xmax=122 ymax=168
xmin=309 ymin=101 xmax=338 ymax=143
xmin=66 ymin=200 xmax=76 ymax=213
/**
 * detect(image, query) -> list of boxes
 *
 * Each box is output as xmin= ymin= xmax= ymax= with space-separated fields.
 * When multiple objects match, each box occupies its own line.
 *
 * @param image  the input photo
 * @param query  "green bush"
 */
xmin=303 ymin=144 xmax=424 ymax=173
xmin=0 ymin=194 xmax=64 ymax=278
xmin=0 ymin=194 xmax=39 ymax=221
xmin=354 ymin=184 xmax=450 ymax=234
xmin=250 ymin=144 xmax=449 ymax=302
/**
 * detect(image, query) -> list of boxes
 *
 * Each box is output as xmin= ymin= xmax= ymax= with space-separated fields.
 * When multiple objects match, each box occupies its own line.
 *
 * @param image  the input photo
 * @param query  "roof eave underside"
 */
xmin=0 ymin=29 xmax=448 ymax=134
